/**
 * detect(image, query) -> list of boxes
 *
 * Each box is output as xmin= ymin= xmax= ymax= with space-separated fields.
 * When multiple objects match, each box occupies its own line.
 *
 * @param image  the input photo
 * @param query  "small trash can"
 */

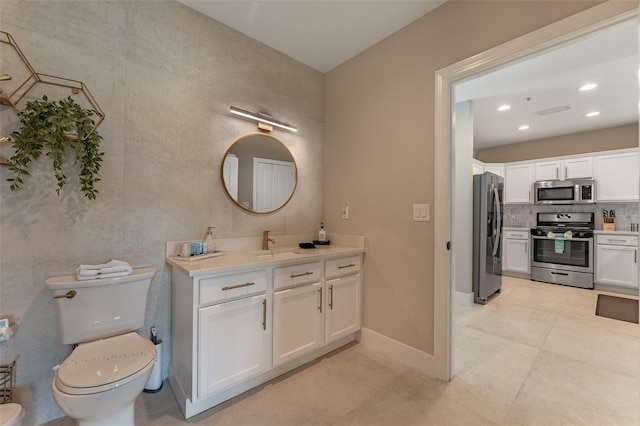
xmin=143 ymin=340 xmax=163 ymax=393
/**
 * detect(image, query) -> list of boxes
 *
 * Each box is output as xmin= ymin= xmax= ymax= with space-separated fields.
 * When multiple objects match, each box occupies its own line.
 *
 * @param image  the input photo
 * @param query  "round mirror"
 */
xmin=221 ymin=133 xmax=297 ymax=213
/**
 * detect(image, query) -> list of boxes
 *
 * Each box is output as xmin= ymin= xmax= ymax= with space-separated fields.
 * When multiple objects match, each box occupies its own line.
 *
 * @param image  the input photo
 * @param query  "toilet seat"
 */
xmin=0 ymin=403 xmax=24 ymax=426
xmin=54 ymin=332 xmax=155 ymax=395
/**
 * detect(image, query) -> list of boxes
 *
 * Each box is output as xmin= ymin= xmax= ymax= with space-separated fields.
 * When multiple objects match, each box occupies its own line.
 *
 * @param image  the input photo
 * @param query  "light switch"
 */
xmin=413 ymin=204 xmax=430 ymax=222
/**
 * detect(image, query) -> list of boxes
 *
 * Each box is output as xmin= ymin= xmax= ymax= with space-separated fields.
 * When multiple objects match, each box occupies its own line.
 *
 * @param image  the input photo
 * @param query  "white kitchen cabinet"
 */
xmin=595 ymin=151 xmax=640 ymax=202
xmin=472 ymin=159 xmax=485 ymax=175
xmin=505 ymin=164 xmax=534 ymax=204
xmin=273 ymin=282 xmax=323 ymax=366
xmin=534 ymin=157 xmax=593 ymax=181
xmin=595 ymin=234 xmax=639 ymax=289
xmin=535 ymin=160 xmax=562 ymax=181
xmin=198 ymin=295 xmax=268 ymax=398
xmin=502 ymin=229 xmax=530 ymax=274
xmin=564 ymin=157 xmax=593 ymax=179
xmin=325 ymin=274 xmax=361 ymax=343
xmin=484 ymin=164 xmax=505 ymax=178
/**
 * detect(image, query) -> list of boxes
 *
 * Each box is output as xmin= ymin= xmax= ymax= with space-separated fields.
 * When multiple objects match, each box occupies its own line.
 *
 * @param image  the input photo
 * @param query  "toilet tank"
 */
xmin=45 ymin=268 xmax=156 ymax=344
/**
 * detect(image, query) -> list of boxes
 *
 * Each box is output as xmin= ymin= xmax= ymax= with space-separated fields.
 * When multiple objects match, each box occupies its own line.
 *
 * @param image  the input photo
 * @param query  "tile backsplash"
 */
xmin=504 ymin=202 xmax=640 ymax=231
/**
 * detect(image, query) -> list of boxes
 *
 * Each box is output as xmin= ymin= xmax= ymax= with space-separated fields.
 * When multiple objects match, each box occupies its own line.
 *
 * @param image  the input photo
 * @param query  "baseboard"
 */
xmin=360 ymin=327 xmax=437 ymax=377
xmin=454 ymin=291 xmax=474 ymax=305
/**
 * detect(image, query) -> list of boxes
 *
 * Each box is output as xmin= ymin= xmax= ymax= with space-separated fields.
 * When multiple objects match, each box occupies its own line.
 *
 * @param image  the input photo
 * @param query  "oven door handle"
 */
xmin=492 ymin=186 xmax=501 ymax=257
xmin=531 ymin=235 xmax=592 ymax=242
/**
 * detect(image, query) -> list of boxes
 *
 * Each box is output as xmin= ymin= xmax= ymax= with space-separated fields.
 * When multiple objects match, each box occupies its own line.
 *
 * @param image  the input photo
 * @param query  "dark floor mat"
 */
xmin=595 ymin=294 xmax=639 ymax=324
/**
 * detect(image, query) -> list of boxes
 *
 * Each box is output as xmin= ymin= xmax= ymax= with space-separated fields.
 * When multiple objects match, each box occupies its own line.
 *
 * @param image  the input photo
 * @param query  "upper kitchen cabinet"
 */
xmin=505 ymin=164 xmax=534 ymax=204
xmin=472 ymin=159 xmax=485 ymax=175
xmin=534 ymin=157 xmax=593 ymax=181
xmin=484 ymin=164 xmax=505 ymax=178
xmin=595 ymin=151 xmax=640 ymax=202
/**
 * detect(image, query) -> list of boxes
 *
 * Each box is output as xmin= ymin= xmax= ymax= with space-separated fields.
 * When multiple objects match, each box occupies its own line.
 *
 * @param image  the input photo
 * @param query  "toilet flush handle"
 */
xmin=53 ymin=290 xmax=76 ymax=299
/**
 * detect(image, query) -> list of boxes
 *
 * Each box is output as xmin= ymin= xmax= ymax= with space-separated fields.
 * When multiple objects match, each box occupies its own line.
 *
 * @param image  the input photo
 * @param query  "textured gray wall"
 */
xmin=0 ymin=2 xmax=324 ymax=424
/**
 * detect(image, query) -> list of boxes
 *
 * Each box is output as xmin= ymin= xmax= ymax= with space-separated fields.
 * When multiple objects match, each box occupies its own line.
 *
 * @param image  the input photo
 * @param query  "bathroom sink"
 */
xmin=254 ymin=251 xmax=300 ymax=260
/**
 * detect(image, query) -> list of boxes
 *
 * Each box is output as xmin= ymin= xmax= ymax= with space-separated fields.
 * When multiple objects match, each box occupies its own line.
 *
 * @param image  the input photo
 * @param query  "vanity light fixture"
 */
xmin=496 ymin=104 xmax=511 ymax=112
xmin=585 ymin=111 xmax=601 ymax=117
xmin=229 ymin=106 xmax=298 ymax=132
xmin=518 ymin=125 xmax=530 ymax=130
xmin=579 ymin=83 xmax=598 ymax=92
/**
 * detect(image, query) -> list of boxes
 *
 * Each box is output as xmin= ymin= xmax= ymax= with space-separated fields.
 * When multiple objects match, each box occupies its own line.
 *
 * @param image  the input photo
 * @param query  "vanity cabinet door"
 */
xmin=197 ymin=295 xmax=268 ymax=398
xmin=273 ymin=282 xmax=324 ymax=366
xmin=325 ymin=274 xmax=361 ymax=344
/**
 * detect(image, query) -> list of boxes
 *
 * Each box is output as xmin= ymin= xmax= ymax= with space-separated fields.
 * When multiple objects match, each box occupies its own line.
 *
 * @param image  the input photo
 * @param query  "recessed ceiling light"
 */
xmin=518 ymin=125 xmax=530 ymax=130
xmin=497 ymin=105 xmax=511 ymax=112
xmin=585 ymin=111 xmax=600 ymax=117
xmin=579 ymin=83 xmax=598 ymax=92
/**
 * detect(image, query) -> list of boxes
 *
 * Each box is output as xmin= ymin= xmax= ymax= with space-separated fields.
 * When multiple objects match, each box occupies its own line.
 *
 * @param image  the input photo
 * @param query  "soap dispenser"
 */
xmin=318 ymin=222 xmax=326 ymax=242
xmin=203 ymin=226 xmax=216 ymax=253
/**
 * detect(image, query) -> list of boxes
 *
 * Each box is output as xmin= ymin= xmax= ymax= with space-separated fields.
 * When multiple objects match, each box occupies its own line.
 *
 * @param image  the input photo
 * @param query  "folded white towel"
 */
xmin=76 ymin=260 xmax=132 ymax=280
xmin=78 ymin=260 xmax=130 ymax=271
xmin=76 ymin=270 xmax=132 ymax=281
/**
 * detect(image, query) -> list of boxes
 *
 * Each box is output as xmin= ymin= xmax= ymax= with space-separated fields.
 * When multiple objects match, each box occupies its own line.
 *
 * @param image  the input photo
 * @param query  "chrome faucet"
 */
xmin=262 ymin=230 xmax=276 ymax=250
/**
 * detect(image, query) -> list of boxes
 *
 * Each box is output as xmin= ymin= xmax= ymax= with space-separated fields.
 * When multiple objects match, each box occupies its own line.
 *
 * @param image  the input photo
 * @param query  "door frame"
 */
xmin=433 ymin=2 xmax=638 ymax=380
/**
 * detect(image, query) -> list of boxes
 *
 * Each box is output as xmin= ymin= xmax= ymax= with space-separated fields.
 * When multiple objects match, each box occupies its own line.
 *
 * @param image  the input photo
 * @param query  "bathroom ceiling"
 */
xmin=456 ymin=19 xmax=638 ymax=149
xmin=179 ymin=2 xmax=637 ymax=150
xmin=177 ymin=0 xmax=446 ymax=73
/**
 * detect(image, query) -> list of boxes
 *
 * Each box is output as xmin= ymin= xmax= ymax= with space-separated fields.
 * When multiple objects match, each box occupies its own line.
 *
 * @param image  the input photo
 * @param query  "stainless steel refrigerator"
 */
xmin=472 ymin=172 xmax=504 ymax=304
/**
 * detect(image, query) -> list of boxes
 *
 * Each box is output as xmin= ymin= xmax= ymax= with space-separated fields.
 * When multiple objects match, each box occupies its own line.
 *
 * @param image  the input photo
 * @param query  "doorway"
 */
xmin=433 ymin=2 xmax=639 ymax=381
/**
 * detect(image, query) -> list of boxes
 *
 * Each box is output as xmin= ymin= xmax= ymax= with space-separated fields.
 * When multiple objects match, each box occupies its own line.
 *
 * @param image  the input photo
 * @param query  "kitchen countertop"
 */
xmin=594 ymin=230 xmax=640 ymax=236
xmin=166 ymin=234 xmax=366 ymax=277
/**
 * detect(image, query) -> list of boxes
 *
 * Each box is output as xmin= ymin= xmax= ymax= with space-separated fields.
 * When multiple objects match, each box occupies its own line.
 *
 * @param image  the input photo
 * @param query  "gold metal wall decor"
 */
xmin=0 ymin=31 xmax=38 ymax=111
xmin=0 ymin=30 xmax=105 ymax=168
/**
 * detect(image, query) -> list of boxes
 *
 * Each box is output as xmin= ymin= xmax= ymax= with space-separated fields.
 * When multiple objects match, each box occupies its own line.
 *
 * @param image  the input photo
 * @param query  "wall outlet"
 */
xmin=342 ymin=204 xmax=349 ymax=219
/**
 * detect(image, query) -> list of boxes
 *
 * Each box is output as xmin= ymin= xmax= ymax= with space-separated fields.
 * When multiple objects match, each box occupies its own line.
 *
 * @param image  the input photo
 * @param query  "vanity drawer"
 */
xmin=596 ymin=234 xmax=639 ymax=247
xmin=504 ymin=230 xmax=529 ymax=240
xmin=274 ymin=262 xmax=321 ymax=290
xmin=199 ymin=270 xmax=268 ymax=305
xmin=325 ymin=255 xmax=362 ymax=279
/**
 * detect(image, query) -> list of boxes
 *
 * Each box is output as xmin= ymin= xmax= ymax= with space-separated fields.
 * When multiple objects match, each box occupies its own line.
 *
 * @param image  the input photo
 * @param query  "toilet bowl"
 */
xmin=51 ymin=332 xmax=155 ymax=426
xmin=0 ymin=403 xmax=24 ymax=426
xmin=46 ymin=267 xmax=157 ymax=426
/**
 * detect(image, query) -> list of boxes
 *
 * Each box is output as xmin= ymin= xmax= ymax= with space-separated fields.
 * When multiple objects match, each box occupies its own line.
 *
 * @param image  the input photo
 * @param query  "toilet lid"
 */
xmin=55 ymin=332 xmax=155 ymax=395
xmin=0 ymin=403 xmax=23 ymax=425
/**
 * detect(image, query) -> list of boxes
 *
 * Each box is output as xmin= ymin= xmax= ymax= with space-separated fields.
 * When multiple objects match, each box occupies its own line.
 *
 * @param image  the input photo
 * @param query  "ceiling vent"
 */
xmin=536 ymin=105 xmax=571 ymax=116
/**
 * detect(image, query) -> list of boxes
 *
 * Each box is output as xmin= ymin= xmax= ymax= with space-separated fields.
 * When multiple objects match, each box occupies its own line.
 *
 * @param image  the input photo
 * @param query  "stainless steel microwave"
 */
xmin=534 ymin=179 xmax=596 ymax=205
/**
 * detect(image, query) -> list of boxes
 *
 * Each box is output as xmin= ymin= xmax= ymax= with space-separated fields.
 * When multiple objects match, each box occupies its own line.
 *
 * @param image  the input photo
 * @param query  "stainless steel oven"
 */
xmin=530 ymin=212 xmax=594 ymax=289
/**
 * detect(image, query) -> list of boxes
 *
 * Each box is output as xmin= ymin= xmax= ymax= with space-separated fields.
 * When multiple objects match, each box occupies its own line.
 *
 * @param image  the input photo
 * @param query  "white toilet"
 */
xmin=45 ymin=268 xmax=157 ymax=426
xmin=0 ymin=403 xmax=24 ymax=426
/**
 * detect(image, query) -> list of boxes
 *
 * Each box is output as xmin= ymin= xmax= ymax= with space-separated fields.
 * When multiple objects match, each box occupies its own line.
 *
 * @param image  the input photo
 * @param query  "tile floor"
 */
xmin=46 ymin=276 xmax=639 ymax=425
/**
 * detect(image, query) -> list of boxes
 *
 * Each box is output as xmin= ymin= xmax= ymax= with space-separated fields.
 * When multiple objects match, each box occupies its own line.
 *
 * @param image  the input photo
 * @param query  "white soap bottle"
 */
xmin=203 ymin=226 xmax=216 ymax=253
xmin=318 ymin=222 xmax=326 ymax=242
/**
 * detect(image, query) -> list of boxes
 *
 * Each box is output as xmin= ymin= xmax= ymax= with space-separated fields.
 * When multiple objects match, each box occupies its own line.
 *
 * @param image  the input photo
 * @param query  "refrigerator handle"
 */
xmin=492 ymin=186 xmax=501 ymax=257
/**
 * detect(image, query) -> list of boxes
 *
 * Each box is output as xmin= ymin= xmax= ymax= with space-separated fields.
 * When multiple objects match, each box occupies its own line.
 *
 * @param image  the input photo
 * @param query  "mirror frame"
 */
xmin=221 ymin=132 xmax=298 ymax=214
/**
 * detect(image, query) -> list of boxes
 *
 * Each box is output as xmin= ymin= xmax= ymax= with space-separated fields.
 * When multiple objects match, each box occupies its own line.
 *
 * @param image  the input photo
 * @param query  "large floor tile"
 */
xmin=333 ymin=371 xmax=496 ymax=426
xmin=504 ymin=350 xmax=639 ymax=425
xmin=466 ymin=299 xmax=558 ymax=348
xmin=447 ymin=326 xmax=540 ymax=424
xmin=194 ymin=347 xmax=401 ymax=426
xmin=542 ymin=315 xmax=640 ymax=378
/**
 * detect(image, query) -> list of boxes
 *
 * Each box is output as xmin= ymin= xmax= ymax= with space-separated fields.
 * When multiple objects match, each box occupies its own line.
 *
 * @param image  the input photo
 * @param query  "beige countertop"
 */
xmin=166 ymin=234 xmax=366 ymax=277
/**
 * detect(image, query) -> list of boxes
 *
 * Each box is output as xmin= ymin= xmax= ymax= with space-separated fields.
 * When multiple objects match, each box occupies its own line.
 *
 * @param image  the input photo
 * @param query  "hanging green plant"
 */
xmin=7 ymin=95 xmax=104 ymax=199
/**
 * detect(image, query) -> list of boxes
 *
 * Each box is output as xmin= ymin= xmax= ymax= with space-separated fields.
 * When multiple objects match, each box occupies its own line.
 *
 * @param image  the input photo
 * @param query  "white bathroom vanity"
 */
xmin=165 ymin=235 xmax=365 ymax=418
